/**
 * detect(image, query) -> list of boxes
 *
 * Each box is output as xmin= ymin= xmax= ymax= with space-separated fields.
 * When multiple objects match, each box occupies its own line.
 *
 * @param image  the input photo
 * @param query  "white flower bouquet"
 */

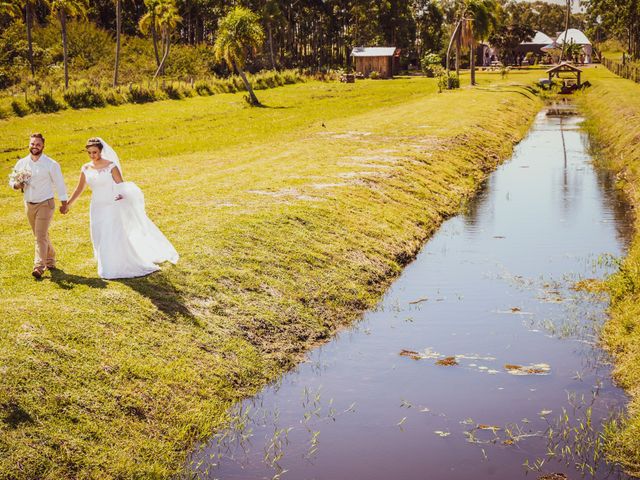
xmin=9 ymin=169 xmax=32 ymax=190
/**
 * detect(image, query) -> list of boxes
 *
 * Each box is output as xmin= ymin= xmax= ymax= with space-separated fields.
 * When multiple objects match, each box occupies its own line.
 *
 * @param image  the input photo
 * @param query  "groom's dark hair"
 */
xmin=30 ymin=133 xmax=45 ymax=144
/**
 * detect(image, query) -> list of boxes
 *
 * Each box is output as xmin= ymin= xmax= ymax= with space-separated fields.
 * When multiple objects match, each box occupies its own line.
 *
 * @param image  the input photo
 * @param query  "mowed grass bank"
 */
xmin=0 ymin=73 xmax=542 ymax=478
xmin=578 ymin=66 xmax=640 ymax=476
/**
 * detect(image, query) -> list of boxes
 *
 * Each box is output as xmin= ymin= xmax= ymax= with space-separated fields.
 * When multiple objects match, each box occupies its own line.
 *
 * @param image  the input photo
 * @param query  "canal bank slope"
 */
xmin=0 ymin=75 xmax=542 ymax=478
xmin=579 ymin=66 xmax=640 ymax=476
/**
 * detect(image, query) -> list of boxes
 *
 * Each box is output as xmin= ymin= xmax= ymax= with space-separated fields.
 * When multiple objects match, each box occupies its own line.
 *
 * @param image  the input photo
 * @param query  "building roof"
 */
xmin=521 ymin=31 xmax=554 ymax=45
xmin=555 ymin=29 xmax=591 ymax=45
xmin=351 ymin=47 xmax=398 ymax=57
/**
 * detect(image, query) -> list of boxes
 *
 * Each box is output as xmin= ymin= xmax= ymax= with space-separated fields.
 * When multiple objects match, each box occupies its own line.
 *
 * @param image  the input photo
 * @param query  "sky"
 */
xmin=517 ymin=0 xmax=586 ymax=12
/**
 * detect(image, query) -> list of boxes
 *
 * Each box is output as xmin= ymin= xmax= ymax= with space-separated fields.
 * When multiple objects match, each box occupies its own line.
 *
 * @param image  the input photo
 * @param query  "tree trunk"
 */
xmin=60 ymin=10 xmax=69 ymax=89
xmin=268 ymin=23 xmax=276 ymax=70
xmin=26 ymin=2 xmax=35 ymax=77
xmin=151 ymin=13 xmax=160 ymax=67
xmin=153 ymin=32 xmax=171 ymax=79
xmin=446 ymin=20 xmax=462 ymax=73
xmin=455 ymin=33 xmax=461 ymax=75
xmin=470 ymin=39 xmax=476 ymax=85
xmin=235 ymin=62 xmax=260 ymax=106
xmin=113 ymin=0 xmax=121 ymax=87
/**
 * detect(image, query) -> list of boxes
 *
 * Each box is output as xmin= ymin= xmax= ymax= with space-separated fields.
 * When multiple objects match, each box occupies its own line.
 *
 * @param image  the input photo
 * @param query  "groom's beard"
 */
xmin=30 ymin=147 xmax=42 ymax=156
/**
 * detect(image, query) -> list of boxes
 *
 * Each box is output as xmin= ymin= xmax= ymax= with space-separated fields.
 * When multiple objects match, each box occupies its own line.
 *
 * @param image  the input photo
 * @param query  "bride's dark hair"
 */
xmin=85 ymin=137 xmax=103 ymax=150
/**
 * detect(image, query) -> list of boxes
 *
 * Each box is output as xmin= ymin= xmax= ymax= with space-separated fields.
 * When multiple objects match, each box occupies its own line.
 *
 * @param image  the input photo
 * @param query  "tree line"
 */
xmin=0 ymin=0 xmax=589 ymax=91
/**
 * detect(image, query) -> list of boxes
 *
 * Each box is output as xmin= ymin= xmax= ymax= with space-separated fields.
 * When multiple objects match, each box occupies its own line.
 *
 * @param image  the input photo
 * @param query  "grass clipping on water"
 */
xmin=578 ymin=65 xmax=640 ymax=476
xmin=0 ymin=73 xmax=542 ymax=478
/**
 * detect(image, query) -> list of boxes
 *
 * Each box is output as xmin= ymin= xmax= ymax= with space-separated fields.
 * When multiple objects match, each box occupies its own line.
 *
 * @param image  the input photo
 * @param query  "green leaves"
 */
xmin=213 ymin=6 xmax=264 ymax=72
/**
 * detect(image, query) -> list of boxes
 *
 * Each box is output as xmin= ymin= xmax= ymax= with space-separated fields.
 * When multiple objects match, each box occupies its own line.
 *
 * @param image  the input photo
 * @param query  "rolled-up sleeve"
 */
xmin=51 ymin=161 xmax=68 ymax=201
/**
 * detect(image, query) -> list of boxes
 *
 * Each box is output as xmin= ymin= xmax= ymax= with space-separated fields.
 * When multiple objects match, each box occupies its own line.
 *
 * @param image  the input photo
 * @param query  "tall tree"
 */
xmin=113 ymin=0 xmax=122 ymax=86
xmin=446 ymin=0 xmax=497 ymax=83
xmin=1 ymin=0 xmax=37 ymax=77
xmin=49 ymin=0 xmax=88 ymax=88
xmin=139 ymin=0 xmax=161 ymax=67
xmin=152 ymin=0 xmax=181 ymax=78
xmin=213 ymin=6 xmax=264 ymax=106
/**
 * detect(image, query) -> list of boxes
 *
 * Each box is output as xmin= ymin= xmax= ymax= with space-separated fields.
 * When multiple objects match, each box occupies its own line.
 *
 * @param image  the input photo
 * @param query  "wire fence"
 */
xmin=602 ymin=56 xmax=640 ymax=83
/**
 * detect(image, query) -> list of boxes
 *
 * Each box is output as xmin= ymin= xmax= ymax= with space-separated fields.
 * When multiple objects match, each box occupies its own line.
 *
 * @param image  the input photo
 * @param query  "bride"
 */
xmin=64 ymin=137 xmax=178 ymax=279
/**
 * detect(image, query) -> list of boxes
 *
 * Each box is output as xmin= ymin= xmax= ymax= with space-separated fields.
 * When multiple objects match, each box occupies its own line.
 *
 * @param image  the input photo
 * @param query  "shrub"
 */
xmin=27 ymin=92 xmax=64 ymax=113
xmin=369 ymin=70 xmax=380 ymax=79
xmin=11 ymin=99 xmax=30 ymax=117
xmin=437 ymin=71 xmax=460 ymax=92
xmin=127 ymin=85 xmax=158 ymax=104
xmin=231 ymin=76 xmax=246 ymax=91
xmin=0 ymin=105 xmax=11 ymax=119
xmin=282 ymin=70 xmax=299 ymax=84
xmin=421 ymin=51 xmax=443 ymax=77
xmin=63 ymin=87 xmax=107 ymax=108
xmin=162 ymin=83 xmax=183 ymax=100
xmin=105 ymin=89 xmax=126 ymax=105
xmin=194 ymin=81 xmax=214 ymax=96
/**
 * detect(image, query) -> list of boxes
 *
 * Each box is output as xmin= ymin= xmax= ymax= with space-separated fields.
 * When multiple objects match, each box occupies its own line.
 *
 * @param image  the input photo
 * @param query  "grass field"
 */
xmin=578 ymin=65 xmax=640 ymax=477
xmin=0 ymin=71 xmax=543 ymax=478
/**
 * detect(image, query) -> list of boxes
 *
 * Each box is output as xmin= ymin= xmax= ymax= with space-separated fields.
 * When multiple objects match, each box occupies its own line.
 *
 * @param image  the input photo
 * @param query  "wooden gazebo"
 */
xmin=547 ymin=62 xmax=583 ymax=91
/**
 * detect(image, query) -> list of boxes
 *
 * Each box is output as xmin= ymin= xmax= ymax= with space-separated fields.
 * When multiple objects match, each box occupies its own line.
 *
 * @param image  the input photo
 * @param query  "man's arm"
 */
xmin=51 ymin=161 xmax=68 ymax=207
xmin=9 ymin=158 xmax=24 ymax=190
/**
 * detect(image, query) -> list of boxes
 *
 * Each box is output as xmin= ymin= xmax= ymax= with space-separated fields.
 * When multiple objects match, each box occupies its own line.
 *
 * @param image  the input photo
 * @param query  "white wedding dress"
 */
xmin=83 ymin=162 xmax=178 ymax=279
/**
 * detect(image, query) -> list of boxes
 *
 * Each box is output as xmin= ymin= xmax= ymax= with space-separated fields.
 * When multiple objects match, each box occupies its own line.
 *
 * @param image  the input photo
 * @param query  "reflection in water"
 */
xmin=187 ymin=111 xmax=636 ymax=480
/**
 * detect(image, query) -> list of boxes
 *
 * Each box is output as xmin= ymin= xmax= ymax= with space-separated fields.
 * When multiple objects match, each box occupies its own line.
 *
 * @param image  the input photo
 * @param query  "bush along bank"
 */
xmin=577 ymin=65 xmax=640 ymax=477
xmin=0 ymin=69 xmax=308 ymax=119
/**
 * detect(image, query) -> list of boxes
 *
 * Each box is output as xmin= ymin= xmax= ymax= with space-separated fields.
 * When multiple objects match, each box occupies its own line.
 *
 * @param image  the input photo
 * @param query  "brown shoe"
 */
xmin=46 ymin=265 xmax=58 ymax=271
xmin=32 ymin=266 xmax=45 ymax=279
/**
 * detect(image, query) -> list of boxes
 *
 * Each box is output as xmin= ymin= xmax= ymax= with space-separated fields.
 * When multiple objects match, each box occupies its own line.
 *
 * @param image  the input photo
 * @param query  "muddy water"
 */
xmin=189 ymin=110 xmax=636 ymax=480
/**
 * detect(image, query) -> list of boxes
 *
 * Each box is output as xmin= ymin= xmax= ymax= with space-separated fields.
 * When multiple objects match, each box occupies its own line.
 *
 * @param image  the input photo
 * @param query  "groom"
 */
xmin=9 ymin=133 xmax=68 ymax=279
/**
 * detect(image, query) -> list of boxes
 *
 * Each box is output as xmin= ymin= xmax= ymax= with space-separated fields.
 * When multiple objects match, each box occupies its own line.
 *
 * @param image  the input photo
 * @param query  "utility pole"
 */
xmin=561 ymin=0 xmax=571 ymax=62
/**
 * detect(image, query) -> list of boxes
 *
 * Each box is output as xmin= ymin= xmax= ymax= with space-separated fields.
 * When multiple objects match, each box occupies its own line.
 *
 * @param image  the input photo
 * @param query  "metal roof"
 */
xmin=521 ymin=31 xmax=554 ymax=45
xmin=351 ymin=47 xmax=398 ymax=57
xmin=556 ymin=29 xmax=592 ymax=45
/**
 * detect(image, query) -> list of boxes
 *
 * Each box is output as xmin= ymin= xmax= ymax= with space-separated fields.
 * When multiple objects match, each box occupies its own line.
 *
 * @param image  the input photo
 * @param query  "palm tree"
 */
xmin=446 ymin=0 xmax=497 ymax=85
xmin=152 ymin=0 xmax=181 ymax=79
xmin=139 ymin=0 xmax=161 ymax=68
xmin=1 ymin=0 xmax=36 ymax=77
xmin=48 ymin=0 xmax=88 ymax=89
xmin=213 ymin=6 xmax=265 ymax=106
xmin=462 ymin=0 xmax=497 ymax=85
xmin=113 ymin=0 xmax=122 ymax=86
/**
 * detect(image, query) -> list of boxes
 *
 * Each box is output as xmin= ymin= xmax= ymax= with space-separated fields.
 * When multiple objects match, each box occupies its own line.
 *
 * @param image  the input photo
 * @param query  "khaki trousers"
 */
xmin=26 ymin=198 xmax=56 ymax=268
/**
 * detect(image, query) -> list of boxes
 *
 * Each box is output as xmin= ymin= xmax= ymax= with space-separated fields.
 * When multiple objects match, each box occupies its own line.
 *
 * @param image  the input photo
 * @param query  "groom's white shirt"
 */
xmin=10 ymin=154 xmax=68 ymax=203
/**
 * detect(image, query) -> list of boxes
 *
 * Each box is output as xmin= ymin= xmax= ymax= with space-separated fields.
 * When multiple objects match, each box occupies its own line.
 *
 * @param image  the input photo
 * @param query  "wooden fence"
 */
xmin=602 ymin=56 xmax=640 ymax=83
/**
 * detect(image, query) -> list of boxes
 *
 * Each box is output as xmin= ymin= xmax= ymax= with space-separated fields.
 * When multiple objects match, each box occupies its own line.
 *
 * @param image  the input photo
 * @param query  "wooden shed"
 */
xmin=351 ymin=47 xmax=401 ymax=78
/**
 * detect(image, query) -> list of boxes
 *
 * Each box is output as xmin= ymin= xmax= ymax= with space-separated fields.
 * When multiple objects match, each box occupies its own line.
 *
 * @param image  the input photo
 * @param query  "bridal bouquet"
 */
xmin=9 ymin=169 xmax=32 ymax=189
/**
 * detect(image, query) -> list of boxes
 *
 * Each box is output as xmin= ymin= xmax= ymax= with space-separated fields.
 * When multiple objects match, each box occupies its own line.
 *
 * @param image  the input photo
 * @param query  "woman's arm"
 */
xmin=111 ymin=166 xmax=123 ymax=184
xmin=62 ymin=171 xmax=87 ymax=213
xmin=111 ymin=166 xmax=124 ymax=201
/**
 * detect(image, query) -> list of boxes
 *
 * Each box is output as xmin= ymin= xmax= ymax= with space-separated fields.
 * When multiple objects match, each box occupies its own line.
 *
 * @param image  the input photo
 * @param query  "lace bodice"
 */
xmin=83 ymin=163 xmax=118 ymax=205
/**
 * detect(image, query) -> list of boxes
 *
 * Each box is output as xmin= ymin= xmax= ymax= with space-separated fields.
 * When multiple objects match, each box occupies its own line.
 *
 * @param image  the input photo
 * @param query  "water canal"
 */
xmin=189 ymin=109 xmax=636 ymax=480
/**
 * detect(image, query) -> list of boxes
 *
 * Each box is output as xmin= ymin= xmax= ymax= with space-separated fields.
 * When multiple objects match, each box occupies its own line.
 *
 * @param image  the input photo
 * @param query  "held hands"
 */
xmin=114 ymin=194 xmax=123 ymax=201
xmin=60 ymin=204 xmax=69 ymax=215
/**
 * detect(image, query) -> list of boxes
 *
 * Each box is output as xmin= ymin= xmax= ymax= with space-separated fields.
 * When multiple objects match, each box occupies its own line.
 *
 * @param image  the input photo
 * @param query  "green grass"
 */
xmin=577 ymin=65 xmax=640 ymax=477
xmin=0 ymin=71 xmax=543 ymax=478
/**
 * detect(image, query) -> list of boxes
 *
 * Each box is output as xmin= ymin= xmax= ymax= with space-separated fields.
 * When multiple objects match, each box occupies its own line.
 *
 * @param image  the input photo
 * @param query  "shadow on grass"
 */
xmin=49 ymin=268 xmax=108 ymax=290
xmin=115 ymin=270 xmax=195 ymax=321
xmin=2 ymin=401 xmax=33 ymax=429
